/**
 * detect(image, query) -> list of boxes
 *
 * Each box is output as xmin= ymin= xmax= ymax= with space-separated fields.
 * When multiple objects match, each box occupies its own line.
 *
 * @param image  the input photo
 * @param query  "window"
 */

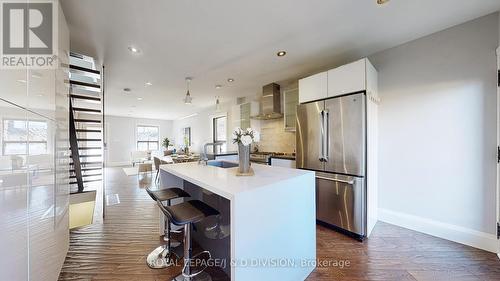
xmin=213 ymin=116 xmax=227 ymax=153
xmin=136 ymin=125 xmax=159 ymax=151
xmin=182 ymin=127 xmax=191 ymax=147
xmin=2 ymin=119 xmax=48 ymax=155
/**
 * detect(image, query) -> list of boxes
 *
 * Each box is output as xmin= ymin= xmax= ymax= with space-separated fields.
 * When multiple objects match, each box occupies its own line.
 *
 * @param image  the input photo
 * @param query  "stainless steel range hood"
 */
xmin=251 ymin=83 xmax=283 ymax=120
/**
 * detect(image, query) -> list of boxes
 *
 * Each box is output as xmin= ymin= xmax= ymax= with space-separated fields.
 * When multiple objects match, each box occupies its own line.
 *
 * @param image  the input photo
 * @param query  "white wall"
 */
xmin=369 ymin=13 xmax=499 ymax=251
xmin=172 ymin=101 xmax=239 ymax=153
xmin=105 ymin=115 xmax=174 ymax=166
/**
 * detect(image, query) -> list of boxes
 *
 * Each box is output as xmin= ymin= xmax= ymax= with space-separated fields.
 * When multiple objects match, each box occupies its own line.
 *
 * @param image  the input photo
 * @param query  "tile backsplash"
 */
xmin=256 ymin=118 xmax=295 ymax=153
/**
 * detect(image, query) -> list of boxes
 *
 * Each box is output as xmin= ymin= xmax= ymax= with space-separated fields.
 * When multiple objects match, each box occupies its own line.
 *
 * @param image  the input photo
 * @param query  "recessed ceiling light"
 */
xmin=145 ymin=82 xmax=152 ymax=87
xmin=227 ymin=78 xmax=234 ymax=83
xmin=37 ymin=94 xmax=44 ymax=97
xmin=215 ymin=85 xmax=222 ymax=89
xmin=128 ymin=46 xmax=140 ymax=53
xmin=377 ymin=0 xmax=389 ymax=4
xmin=277 ymin=51 xmax=287 ymax=57
xmin=17 ymin=79 xmax=27 ymax=83
xmin=137 ymin=97 xmax=143 ymax=101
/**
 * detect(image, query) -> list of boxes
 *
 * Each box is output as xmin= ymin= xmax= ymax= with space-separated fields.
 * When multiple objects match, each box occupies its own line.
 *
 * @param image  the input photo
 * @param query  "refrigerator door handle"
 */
xmin=316 ymin=175 xmax=354 ymax=185
xmin=323 ymin=109 xmax=329 ymax=162
xmin=319 ymin=110 xmax=325 ymax=162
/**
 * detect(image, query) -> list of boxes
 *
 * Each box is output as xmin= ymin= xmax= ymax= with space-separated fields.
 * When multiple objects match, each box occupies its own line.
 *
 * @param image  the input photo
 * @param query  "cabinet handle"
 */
xmin=323 ymin=110 xmax=329 ymax=162
xmin=316 ymin=176 xmax=354 ymax=185
xmin=319 ymin=110 xmax=325 ymax=162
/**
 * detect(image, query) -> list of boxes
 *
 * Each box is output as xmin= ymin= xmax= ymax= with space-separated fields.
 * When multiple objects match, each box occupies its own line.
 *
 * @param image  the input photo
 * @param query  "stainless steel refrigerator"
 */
xmin=296 ymin=92 xmax=367 ymax=238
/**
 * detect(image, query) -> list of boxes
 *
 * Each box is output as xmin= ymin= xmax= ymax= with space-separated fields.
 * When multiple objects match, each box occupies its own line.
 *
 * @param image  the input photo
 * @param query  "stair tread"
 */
xmin=74 ymin=119 xmax=101 ymax=123
xmin=70 ymin=80 xmax=101 ymax=89
xmin=69 ymin=64 xmax=100 ymax=75
xmin=70 ymin=173 xmax=102 ymax=179
xmin=77 ymin=138 xmax=102 ymax=141
xmin=70 ymin=167 xmax=102 ymax=172
xmin=70 ymin=178 xmax=102 ymax=185
xmin=75 ymin=129 xmax=102 ymax=132
xmin=70 ymin=94 xmax=101 ymax=101
xmin=70 ymin=161 xmax=102 ymax=165
xmin=70 ymin=154 xmax=102 ymax=158
xmin=72 ymin=147 xmax=103 ymax=150
xmin=72 ymin=107 xmax=102 ymax=113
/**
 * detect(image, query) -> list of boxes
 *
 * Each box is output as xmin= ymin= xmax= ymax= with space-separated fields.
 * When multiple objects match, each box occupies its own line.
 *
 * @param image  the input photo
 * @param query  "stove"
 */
xmin=249 ymin=152 xmax=271 ymax=164
xmin=249 ymin=152 xmax=295 ymax=165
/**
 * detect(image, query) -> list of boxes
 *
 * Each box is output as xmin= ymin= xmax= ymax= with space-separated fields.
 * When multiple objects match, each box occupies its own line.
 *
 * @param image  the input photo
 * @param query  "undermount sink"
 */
xmin=207 ymin=160 xmax=238 ymax=169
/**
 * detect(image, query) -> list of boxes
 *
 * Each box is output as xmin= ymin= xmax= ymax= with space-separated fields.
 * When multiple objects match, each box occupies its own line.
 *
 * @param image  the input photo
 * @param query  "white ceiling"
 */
xmin=60 ymin=0 xmax=500 ymax=120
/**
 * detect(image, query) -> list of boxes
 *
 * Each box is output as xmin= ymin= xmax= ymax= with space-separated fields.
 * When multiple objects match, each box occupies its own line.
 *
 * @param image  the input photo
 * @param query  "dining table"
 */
xmin=159 ymin=154 xmax=200 ymax=164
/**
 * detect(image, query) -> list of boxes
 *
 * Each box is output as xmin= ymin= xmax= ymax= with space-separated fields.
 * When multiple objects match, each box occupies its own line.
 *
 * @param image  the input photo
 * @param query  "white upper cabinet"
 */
xmin=327 ymin=58 xmax=366 ymax=98
xmin=298 ymin=58 xmax=377 ymax=103
xmin=298 ymin=71 xmax=327 ymax=103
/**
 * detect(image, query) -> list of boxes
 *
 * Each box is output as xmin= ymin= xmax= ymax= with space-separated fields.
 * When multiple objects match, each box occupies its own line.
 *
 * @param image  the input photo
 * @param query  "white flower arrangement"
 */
xmin=232 ymin=127 xmax=260 ymax=146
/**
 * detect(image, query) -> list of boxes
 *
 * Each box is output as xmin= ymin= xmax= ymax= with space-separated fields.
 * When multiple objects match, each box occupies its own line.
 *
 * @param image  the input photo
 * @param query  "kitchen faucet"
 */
xmin=199 ymin=141 xmax=225 ymax=165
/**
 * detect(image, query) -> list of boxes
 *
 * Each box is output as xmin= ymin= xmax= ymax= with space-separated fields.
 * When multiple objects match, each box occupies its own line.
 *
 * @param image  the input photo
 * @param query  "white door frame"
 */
xmin=496 ymin=46 xmax=500 ymax=256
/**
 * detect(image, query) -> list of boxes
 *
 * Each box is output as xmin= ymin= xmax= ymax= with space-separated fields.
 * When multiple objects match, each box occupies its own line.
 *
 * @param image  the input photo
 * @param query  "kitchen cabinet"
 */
xmin=0 ymin=101 xmax=29 ymax=281
xmin=327 ymin=58 xmax=366 ymax=97
xmin=298 ymin=72 xmax=327 ymax=103
xmin=283 ymin=87 xmax=299 ymax=131
xmin=270 ymin=157 xmax=296 ymax=168
xmin=239 ymin=102 xmax=259 ymax=129
xmin=240 ymin=103 xmax=251 ymax=129
xmin=0 ymin=3 xmax=70 ymax=280
xmin=230 ymin=105 xmax=241 ymax=130
xmin=298 ymin=58 xmax=377 ymax=103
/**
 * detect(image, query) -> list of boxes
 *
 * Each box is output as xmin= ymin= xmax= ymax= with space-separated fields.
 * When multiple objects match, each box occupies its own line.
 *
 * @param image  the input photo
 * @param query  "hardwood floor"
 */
xmin=59 ymin=167 xmax=499 ymax=281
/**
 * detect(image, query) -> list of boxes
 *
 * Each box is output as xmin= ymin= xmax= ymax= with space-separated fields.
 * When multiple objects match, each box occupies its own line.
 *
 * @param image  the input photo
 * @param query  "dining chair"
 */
xmin=153 ymin=157 xmax=161 ymax=184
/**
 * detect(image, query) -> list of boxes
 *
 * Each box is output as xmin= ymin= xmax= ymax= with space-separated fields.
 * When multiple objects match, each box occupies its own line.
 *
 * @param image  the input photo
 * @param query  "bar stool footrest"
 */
xmin=182 ymin=251 xmax=212 ymax=278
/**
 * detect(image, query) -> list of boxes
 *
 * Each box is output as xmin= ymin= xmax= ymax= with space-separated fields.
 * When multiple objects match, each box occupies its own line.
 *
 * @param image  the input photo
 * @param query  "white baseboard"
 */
xmin=106 ymin=161 xmax=130 ymax=167
xmin=378 ymin=208 xmax=499 ymax=253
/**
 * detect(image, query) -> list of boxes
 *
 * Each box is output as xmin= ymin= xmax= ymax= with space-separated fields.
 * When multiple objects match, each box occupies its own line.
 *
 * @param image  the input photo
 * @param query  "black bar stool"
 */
xmin=146 ymin=187 xmax=190 ymax=269
xmin=156 ymin=199 xmax=220 ymax=281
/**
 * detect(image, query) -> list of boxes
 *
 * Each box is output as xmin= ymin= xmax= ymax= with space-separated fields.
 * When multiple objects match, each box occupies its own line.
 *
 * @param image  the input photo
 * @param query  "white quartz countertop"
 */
xmin=160 ymin=162 xmax=313 ymax=200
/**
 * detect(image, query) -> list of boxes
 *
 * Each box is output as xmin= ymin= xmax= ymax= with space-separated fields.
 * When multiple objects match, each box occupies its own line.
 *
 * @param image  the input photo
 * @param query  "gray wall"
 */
xmin=369 ymin=13 xmax=499 ymax=235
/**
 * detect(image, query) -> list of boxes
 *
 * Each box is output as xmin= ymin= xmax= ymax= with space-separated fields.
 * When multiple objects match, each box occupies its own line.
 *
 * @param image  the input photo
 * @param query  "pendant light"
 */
xmin=215 ymin=96 xmax=221 ymax=112
xmin=183 ymin=77 xmax=192 ymax=104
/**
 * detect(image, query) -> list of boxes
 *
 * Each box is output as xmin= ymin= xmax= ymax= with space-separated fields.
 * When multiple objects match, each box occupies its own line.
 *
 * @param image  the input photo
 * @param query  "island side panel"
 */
xmin=232 ymin=172 xmax=316 ymax=281
xmin=184 ymin=181 xmax=231 ymax=277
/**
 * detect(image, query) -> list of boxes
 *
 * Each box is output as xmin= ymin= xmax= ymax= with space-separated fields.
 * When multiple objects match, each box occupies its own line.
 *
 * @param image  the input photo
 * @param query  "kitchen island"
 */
xmin=159 ymin=162 xmax=316 ymax=281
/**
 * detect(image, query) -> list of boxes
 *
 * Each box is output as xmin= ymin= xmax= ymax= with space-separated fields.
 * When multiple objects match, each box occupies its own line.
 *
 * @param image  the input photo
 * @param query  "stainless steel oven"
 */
xmin=249 ymin=153 xmax=271 ymax=165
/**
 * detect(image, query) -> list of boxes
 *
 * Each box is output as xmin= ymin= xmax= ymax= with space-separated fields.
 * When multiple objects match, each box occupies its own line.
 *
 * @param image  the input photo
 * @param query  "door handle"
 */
xmin=323 ymin=110 xmax=329 ymax=162
xmin=319 ymin=110 xmax=325 ymax=162
xmin=316 ymin=175 xmax=354 ymax=185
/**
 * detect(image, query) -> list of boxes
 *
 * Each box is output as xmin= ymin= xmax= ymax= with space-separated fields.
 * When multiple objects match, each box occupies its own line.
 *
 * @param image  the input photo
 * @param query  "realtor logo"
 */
xmin=1 ymin=1 xmax=58 ymax=68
